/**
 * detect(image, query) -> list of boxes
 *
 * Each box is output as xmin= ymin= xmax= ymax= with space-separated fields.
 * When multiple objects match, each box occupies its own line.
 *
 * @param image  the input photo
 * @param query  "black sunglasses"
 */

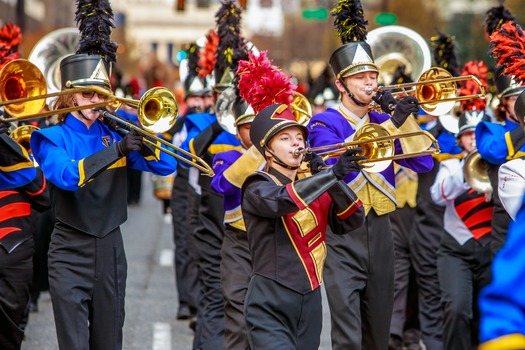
xmin=81 ymin=91 xmax=108 ymax=100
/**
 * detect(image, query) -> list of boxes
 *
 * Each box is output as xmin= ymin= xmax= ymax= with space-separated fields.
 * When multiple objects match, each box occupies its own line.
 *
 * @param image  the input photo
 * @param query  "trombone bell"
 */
xmin=0 ymin=59 xmax=47 ymax=117
xmin=352 ymin=124 xmax=394 ymax=173
xmin=416 ymin=68 xmax=457 ymax=116
xmin=136 ymin=87 xmax=178 ymax=134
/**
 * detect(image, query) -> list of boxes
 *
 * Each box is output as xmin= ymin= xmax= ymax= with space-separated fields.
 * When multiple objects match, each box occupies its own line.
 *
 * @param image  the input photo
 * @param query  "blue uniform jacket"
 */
xmin=178 ymin=112 xmax=240 ymax=166
xmin=30 ymin=114 xmax=176 ymax=237
xmin=478 ymin=194 xmax=525 ymax=349
xmin=476 ymin=120 xmax=525 ymax=165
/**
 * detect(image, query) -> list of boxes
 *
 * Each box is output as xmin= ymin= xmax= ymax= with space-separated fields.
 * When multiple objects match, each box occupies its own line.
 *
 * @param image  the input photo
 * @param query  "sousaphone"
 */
xmin=367 ymin=25 xmax=432 ymax=86
xmin=28 ymin=27 xmax=80 ymax=104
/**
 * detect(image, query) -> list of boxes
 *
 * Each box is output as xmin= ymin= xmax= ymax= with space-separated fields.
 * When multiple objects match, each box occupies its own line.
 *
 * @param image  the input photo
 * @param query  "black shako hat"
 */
xmin=250 ymin=104 xmax=308 ymax=157
xmin=60 ymin=53 xmax=111 ymax=91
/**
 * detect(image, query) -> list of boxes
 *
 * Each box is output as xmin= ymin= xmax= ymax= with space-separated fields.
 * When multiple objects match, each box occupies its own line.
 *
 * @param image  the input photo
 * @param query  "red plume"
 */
xmin=0 ymin=23 xmax=22 ymax=68
xmin=198 ymin=30 xmax=219 ymax=78
xmin=236 ymin=50 xmax=296 ymax=114
xmin=459 ymin=60 xmax=488 ymax=111
xmin=490 ymin=21 xmax=525 ymax=84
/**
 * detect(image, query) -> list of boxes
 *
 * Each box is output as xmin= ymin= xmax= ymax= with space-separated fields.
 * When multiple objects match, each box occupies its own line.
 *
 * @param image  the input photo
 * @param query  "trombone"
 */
xmin=367 ymin=67 xmax=487 ymax=116
xmin=0 ymin=59 xmax=214 ymax=176
xmin=294 ymin=123 xmax=440 ymax=173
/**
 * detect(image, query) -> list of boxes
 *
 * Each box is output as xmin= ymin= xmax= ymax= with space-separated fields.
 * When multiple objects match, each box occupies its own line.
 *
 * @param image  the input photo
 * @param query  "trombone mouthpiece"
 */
xmin=365 ymin=87 xmax=374 ymax=95
xmin=292 ymin=147 xmax=305 ymax=158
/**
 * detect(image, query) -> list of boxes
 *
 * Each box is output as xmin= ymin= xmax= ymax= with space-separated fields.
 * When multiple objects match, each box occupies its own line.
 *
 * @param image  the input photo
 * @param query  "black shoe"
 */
xmin=177 ymin=305 xmax=191 ymax=320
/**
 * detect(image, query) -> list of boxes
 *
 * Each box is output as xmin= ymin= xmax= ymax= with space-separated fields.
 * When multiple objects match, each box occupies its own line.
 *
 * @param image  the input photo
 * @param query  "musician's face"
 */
xmin=236 ymin=123 xmax=252 ymax=149
xmin=504 ymin=95 xmax=519 ymax=123
xmin=458 ymin=130 xmax=476 ymax=153
xmin=72 ymin=90 xmax=107 ymax=126
xmin=266 ymin=126 xmax=306 ymax=169
xmin=339 ymin=71 xmax=378 ymax=105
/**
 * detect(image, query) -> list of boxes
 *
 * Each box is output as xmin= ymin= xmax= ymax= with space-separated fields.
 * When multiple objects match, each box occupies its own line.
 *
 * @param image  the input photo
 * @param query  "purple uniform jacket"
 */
xmin=308 ymin=107 xmax=433 ymax=192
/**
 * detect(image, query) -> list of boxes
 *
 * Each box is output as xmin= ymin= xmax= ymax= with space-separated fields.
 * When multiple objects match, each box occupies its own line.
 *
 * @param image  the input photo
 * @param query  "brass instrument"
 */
xmin=367 ymin=25 xmax=432 ymax=86
xmin=291 ymin=92 xmax=312 ymax=126
xmin=0 ymin=59 xmax=214 ymax=176
xmin=463 ymin=150 xmax=492 ymax=194
xmin=28 ymin=27 xmax=80 ymax=104
xmin=294 ymin=123 xmax=440 ymax=173
xmin=9 ymin=124 xmax=40 ymax=155
xmin=216 ymin=88 xmax=312 ymax=135
xmin=368 ymin=67 xmax=486 ymax=116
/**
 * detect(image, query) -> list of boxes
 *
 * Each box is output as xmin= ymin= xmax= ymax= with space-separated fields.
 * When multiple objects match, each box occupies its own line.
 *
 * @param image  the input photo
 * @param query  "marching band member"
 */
xmin=479 ymin=91 xmax=525 ymax=350
xmin=207 ymin=3 xmax=260 ymax=347
xmin=178 ymin=9 xmax=242 ymax=346
xmin=211 ymin=95 xmax=261 ymax=349
xmin=0 ymin=127 xmax=50 ymax=350
xmin=242 ymin=102 xmax=365 ymax=349
xmin=0 ymin=23 xmax=51 ymax=350
xmin=476 ymin=17 xmax=525 ymax=257
xmin=29 ymin=3 xmax=177 ymax=349
xmin=307 ymin=1 xmax=433 ymax=349
xmin=430 ymin=103 xmax=493 ymax=350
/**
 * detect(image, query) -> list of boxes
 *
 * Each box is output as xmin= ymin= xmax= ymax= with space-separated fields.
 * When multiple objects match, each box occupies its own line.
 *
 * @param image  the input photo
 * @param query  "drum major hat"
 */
xmin=328 ymin=0 xmax=378 ymax=79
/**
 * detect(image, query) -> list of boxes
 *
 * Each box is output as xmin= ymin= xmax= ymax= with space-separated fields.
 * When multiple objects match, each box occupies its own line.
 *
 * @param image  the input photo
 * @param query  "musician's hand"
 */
xmin=0 ymin=122 xmax=9 ymax=135
xmin=392 ymin=96 xmax=419 ymax=128
xmin=332 ymin=147 xmax=367 ymax=180
xmin=116 ymin=129 xmax=143 ymax=157
xmin=372 ymin=90 xmax=396 ymax=113
xmin=308 ymin=153 xmax=327 ymax=175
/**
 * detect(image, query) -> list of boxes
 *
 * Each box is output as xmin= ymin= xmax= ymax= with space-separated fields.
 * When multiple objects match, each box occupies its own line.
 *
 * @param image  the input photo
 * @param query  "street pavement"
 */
xmin=21 ymin=175 xmax=332 ymax=350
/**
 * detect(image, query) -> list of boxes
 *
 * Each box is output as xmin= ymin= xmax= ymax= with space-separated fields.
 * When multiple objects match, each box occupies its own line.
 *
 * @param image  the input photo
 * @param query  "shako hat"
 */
xmin=60 ymin=0 xmax=118 ymax=92
xmin=249 ymin=104 xmax=308 ymax=156
xmin=328 ymin=0 xmax=378 ymax=79
xmin=237 ymin=50 xmax=306 ymax=156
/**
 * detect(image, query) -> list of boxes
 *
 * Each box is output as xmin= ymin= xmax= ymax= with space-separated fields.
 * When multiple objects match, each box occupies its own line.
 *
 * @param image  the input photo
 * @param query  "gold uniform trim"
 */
xmin=478 ymin=334 xmax=525 ymax=350
xmin=291 ymin=208 xmax=318 ymax=237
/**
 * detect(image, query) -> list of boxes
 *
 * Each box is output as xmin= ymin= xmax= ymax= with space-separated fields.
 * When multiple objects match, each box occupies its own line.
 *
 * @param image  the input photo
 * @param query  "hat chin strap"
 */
xmin=339 ymin=78 xmax=368 ymax=107
xmin=264 ymin=146 xmax=301 ymax=170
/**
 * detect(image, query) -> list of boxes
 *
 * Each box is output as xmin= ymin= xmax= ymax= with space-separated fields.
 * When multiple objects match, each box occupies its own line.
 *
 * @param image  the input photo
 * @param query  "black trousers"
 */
xmin=170 ymin=167 xmax=198 ymax=313
xmin=192 ymin=186 xmax=225 ymax=350
xmin=48 ymin=224 xmax=127 ymax=350
xmin=0 ymin=238 xmax=34 ymax=350
xmin=245 ymin=274 xmax=322 ymax=350
xmin=324 ymin=209 xmax=394 ymax=350
xmin=390 ymin=205 xmax=420 ymax=338
xmin=438 ymin=233 xmax=492 ymax=350
xmin=221 ymin=225 xmax=251 ymax=350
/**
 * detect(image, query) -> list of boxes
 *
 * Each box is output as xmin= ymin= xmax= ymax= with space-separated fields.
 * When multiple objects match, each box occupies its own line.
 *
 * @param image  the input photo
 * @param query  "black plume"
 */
xmin=75 ymin=0 xmax=118 ymax=63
